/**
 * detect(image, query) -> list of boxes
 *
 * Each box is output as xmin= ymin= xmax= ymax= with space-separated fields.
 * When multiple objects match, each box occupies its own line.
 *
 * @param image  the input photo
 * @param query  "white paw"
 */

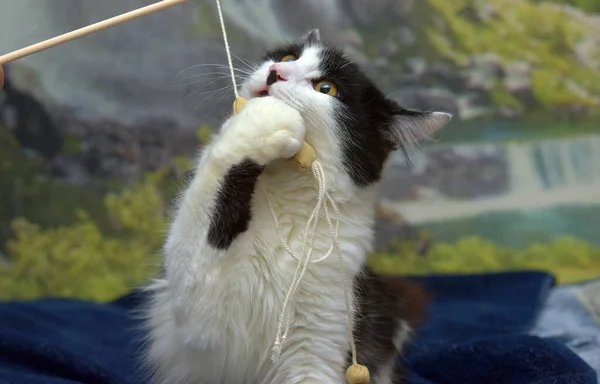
xmin=221 ymin=96 xmax=306 ymax=165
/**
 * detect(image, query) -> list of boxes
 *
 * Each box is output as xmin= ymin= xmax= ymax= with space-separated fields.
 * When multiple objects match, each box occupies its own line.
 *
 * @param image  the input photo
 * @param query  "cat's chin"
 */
xmin=250 ymin=86 xmax=269 ymax=99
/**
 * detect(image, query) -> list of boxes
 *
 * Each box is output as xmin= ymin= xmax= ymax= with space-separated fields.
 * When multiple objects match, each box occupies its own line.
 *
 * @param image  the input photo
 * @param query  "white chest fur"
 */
xmin=146 ymin=166 xmax=378 ymax=384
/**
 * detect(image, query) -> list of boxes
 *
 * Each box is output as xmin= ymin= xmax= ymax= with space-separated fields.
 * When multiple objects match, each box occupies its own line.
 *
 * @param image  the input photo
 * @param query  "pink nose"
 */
xmin=266 ymin=63 xmax=289 ymax=86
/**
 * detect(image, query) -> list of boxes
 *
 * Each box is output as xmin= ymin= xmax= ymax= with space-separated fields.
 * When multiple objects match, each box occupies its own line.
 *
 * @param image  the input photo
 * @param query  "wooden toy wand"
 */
xmin=0 ymin=0 xmax=188 ymax=64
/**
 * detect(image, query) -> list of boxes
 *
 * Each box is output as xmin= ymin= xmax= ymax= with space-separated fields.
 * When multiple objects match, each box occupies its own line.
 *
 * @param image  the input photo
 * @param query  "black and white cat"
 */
xmin=144 ymin=29 xmax=450 ymax=384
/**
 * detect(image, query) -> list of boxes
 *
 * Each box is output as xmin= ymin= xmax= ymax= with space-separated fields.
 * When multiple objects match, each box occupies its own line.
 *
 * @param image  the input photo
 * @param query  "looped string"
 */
xmin=215 ymin=0 xmax=361 ymax=374
xmin=260 ymin=161 xmax=357 ymax=363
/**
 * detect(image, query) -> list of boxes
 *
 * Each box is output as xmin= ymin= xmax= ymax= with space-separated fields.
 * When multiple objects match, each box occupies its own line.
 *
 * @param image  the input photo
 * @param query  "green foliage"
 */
xmin=425 ymin=0 xmax=600 ymax=113
xmin=490 ymin=80 xmax=522 ymax=108
xmin=0 ymin=170 xmax=168 ymax=302
xmin=189 ymin=0 xmax=251 ymax=44
xmin=359 ymin=0 xmax=600 ymax=119
xmin=190 ymin=1 xmax=221 ymax=37
xmin=532 ymin=0 xmax=600 ymax=13
xmin=369 ymin=234 xmax=600 ymax=284
xmin=0 ymin=128 xmax=107 ymax=248
xmin=196 ymin=124 xmax=213 ymax=145
xmin=60 ymin=134 xmax=82 ymax=155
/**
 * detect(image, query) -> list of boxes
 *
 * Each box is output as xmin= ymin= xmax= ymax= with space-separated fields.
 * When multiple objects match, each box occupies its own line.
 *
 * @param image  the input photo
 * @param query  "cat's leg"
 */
xmin=163 ymin=96 xmax=305 ymax=313
xmin=267 ymin=299 xmax=352 ymax=384
xmin=347 ymin=267 xmax=430 ymax=384
xmin=271 ymin=341 xmax=347 ymax=384
xmin=145 ymin=96 xmax=305 ymax=383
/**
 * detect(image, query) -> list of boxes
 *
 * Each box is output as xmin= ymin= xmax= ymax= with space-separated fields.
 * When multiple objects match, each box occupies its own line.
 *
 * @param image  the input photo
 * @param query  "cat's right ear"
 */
xmin=302 ymin=29 xmax=321 ymax=45
xmin=383 ymin=108 xmax=452 ymax=151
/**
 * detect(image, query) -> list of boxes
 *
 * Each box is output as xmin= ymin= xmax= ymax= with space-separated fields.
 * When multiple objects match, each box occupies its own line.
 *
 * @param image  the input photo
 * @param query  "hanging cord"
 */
xmin=215 ymin=0 xmax=238 ymax=98
xmin=214 ymin=1 xmax=368 ymax=382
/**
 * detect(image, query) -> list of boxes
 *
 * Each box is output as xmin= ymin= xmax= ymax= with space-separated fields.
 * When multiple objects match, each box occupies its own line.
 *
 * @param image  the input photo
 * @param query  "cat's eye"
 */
xmin=313 ymin=80 xmax=339 ymax=97
xmin=281 ymin=54 xmax=297 ymax=62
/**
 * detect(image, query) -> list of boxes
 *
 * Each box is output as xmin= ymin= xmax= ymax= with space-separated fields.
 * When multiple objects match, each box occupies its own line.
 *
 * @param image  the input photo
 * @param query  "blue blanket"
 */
xmin=0 ymin=271 xmax=597 ymax=384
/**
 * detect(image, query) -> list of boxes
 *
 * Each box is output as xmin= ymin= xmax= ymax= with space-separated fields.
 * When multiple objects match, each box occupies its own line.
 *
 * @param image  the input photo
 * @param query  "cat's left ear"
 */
xmin=302 ymin=29 xmax=321 ymax=45
xmin=383 ymin=109 xmax=452 ymax=150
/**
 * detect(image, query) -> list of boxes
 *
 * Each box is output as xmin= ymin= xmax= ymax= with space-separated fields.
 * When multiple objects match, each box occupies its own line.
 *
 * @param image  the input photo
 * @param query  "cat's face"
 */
xmin=239 ymin=29 xmax=451 ymax=187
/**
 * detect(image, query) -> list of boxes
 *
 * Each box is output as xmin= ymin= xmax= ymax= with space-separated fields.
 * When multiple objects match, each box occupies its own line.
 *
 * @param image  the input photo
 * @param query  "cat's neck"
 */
xmin=256 ymin=159 xmax=380 ymax=231
xmin=258 ymin=158 xmax=372 ymax=202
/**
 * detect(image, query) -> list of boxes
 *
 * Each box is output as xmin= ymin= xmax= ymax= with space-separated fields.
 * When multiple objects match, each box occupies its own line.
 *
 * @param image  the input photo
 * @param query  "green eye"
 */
xmin=314 ymin=80 xmax=339 ymax=97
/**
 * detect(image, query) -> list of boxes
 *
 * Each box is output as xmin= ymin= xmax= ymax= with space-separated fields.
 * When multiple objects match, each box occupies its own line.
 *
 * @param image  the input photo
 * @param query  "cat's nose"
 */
xmin=266 ymin=64 xmax=288 ymax=86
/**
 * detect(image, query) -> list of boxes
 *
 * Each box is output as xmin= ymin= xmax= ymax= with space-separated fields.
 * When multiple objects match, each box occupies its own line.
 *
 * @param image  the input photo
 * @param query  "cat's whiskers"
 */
xmin=188 ymin=83 xmax=232 ymax=97
xmin=192 ymin=85 xmax=236 ymax=113
xmin=184 ymin=73 xmax=248 ymax=90
xmin=176 ymin=71 xmax=235 ymax=82
xmin=174 ymin=63 xmax=237 ymax=79
xmin=205 ymin=39 xmax=260 ymax=73
xmin=179 ymin=74 xmax=235 ymax=88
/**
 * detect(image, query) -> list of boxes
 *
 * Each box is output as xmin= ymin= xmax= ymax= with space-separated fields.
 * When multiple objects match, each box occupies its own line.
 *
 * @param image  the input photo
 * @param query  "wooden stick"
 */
xmin=0 ymin=0 xmax=188 ymax=64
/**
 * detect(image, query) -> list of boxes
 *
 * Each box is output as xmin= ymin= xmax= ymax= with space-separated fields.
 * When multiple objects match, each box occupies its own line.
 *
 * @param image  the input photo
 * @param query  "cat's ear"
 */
xmin=302 ymin=29 xmax=321 ymax=44
xmin=384 ymin=109 xmax=452 ymax=150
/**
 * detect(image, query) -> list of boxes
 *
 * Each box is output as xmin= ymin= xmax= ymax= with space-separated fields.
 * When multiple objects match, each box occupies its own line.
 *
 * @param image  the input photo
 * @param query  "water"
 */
xmin=389 ymin=132 xmax=600 ymax=248
xmin=437 ymin=119 xmax=599 ymax=144
xmin=421 ymin=204 xmax=600 ymax=248
xmin=507 ymin=134 xmax=600 ymax=192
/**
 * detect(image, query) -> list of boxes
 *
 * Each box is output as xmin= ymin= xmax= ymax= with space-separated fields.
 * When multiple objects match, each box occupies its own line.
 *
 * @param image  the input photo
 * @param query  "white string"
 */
xmin=261 ymin=161 xmax=358 ymax=363
xmin=215 ymin=0 xmax=238 ymax=98
xmin=214 ymin=0 xmax=360 ymax=369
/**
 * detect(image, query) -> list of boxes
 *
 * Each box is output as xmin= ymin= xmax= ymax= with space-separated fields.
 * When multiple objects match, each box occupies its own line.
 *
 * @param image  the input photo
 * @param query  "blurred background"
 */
xmin=0 ymin=0 xmax=598 ymax=302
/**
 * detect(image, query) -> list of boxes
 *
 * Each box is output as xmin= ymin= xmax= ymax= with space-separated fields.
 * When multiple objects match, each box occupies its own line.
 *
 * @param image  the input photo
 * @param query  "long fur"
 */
xmin=142 ymin=30 xmax=450 ymax=384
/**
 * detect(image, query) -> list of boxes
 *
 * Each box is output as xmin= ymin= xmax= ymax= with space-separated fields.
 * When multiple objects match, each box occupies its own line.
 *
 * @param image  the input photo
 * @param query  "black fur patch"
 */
xmin=262 ymin=42 xmax=304 ymax=63
xmin=317 ymin=45 xmax=410 ymax=187
xmin=262 ymin=41 xmax=422 ymax=187
xmin=207 ymin=158 xmax=265 ymax=250
xmin=349 ymin=266 xmax=431 ymax=383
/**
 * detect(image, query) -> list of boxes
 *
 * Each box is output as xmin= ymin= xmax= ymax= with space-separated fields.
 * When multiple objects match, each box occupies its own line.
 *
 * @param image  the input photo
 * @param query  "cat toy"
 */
xmin=0 ymin=1 xmax=370 ymax=382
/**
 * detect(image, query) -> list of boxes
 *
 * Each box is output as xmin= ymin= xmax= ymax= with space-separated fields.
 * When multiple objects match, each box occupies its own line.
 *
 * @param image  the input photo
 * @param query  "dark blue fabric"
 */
xmin=402 ymin=272 xmax=597 ymax=384
xmin=0 ymin=271 xmax=596 ymax=384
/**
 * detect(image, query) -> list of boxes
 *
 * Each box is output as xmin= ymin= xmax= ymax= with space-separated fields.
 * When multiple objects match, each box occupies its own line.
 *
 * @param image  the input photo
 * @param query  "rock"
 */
xmin=497 ymin=105 xmax=524 ymax=119
xmin=53 ymin=155 xmax=92 ymax=185
xmin=406 ymin=185 xmax=447 ymax=201
xmin=51 ymin=112 xmax=198 ymax=184
xmin=1 ymin=70 xmax=63 ymax=158
xmin=379 ymin=143 xmax=509 ymax=201
xmin=478 ymin=4 xmax=500 ymax=22
xmin=338 ymin=28 xmax=364 ymax=48
xmin=464 ymin=70 xmax=494 ymax=93
xmin=394 ymin=27 xmax=417 ymax=46
xmin=456 ymin=93 xmax=493 ymax=120
xmin=463 ymin=53 xmax=504 ymax=92
xmin=379 ymin=40 xmax=399 ymax=57
xmin=426 ymin=63 xmax=463 ymax=92
xmin=393 ymin=74 xmax=424 ymax=88
xmin=391 ymin=0 xmax=415 ymax=17
xmin=504 ymin=61 xmax=533 ymax=100
xmin=349 ymin=0 xmax=390 ymax=24
xmin=405 ymin=57 xmax=428 ymax=79
xmin=372 ymin=57 xmax=391 ymax=69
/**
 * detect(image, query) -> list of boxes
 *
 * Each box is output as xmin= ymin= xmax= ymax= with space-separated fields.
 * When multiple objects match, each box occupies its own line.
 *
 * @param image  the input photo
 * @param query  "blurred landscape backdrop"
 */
xmin=0 ymin=0 xmax=599 ymax=302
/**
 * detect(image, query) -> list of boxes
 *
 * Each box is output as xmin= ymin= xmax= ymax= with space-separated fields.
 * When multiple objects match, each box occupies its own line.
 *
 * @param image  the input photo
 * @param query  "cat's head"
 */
xmin=239 ymin=29 xmax=451 ymax=187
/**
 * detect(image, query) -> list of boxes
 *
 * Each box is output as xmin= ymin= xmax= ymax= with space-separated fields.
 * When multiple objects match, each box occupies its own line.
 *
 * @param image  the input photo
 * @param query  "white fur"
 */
xmin=144 ymin=45 xmax=391 ymax=384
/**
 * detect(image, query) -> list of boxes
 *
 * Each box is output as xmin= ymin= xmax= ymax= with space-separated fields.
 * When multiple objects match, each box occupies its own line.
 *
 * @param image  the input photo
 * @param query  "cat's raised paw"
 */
xmin=224 ymin=96 xmax=306 ymax=165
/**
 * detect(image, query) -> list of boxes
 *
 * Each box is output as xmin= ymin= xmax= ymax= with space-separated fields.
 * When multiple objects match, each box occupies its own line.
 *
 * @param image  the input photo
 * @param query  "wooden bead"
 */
xmin=346 ymin=363 xmax=370 ymax=384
